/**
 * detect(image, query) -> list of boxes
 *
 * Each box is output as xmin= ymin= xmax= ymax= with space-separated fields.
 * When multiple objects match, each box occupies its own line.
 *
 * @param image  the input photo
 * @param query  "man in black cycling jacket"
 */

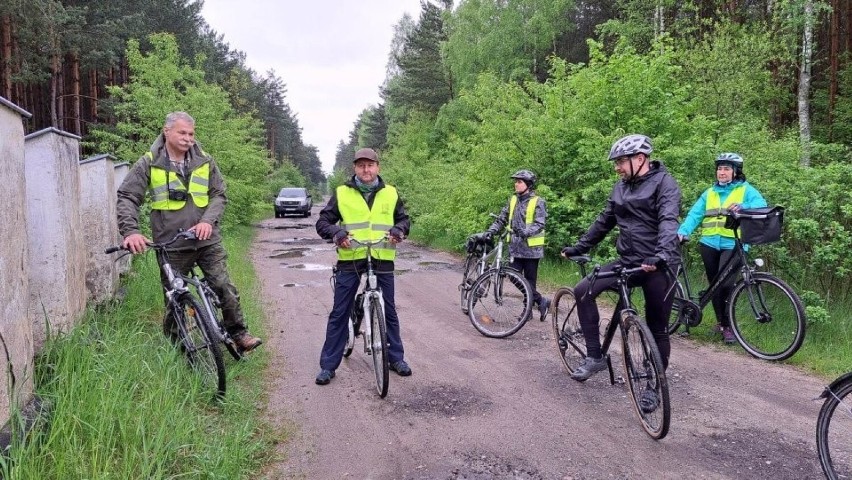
xmin=560 ymin=134 xmax=681 ymax=410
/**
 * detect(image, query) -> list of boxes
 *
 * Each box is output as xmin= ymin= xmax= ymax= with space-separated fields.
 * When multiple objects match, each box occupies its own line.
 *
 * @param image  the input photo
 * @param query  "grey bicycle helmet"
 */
xmin=715 ymin=152 xmax=744 ymax=169
xmin=608 ymin=134 xmax=653 ymax=160
xmin=510 ymin=169 xmax=537 ymax=187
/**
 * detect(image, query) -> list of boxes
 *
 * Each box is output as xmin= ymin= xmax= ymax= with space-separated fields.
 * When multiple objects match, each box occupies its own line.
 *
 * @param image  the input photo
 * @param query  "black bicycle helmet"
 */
xmin=608 ymin=134 xmax=653 ymax=160
xmin=715 ymin=152 xmax=743 ymax=169
xmin=510 ymin=169 xmax=537 ymax=187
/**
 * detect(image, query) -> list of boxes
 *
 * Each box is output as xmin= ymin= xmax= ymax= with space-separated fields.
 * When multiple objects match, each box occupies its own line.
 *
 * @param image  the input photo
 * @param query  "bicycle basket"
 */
xmin=725 ymin=206 xmax=784 ymax=245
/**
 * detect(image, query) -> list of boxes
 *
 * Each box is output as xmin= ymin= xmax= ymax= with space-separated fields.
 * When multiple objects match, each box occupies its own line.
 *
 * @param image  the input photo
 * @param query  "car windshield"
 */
xmin=279 ymin=188 xmax=305 ymax=197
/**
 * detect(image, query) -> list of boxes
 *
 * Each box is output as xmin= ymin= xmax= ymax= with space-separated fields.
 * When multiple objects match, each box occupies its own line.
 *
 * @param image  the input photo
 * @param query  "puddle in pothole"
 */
xmin=270 ymin=248 xmax=310 ymax=258
xmin=281 ymin=282 xmax=305 ymax=287
xmin=280 ymin=237 xmax=327 ymax=245
xmin=285 ymin=263 xmax=332 ymax=271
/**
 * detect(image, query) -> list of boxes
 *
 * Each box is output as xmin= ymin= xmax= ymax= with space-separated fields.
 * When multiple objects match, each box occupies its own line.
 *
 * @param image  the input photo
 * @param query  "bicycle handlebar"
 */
xmin=104 ymin=230 xmax=198 ymax=254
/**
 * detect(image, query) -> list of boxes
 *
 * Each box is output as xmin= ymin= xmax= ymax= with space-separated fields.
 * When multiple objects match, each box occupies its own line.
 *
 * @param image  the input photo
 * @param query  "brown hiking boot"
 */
xmin=234 ymin=333 xmax=263 ymax=353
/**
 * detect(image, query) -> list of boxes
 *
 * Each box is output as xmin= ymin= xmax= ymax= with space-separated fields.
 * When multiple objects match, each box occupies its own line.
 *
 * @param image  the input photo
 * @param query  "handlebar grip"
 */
xmin=104 ymin=246 xmax=124 ymax=254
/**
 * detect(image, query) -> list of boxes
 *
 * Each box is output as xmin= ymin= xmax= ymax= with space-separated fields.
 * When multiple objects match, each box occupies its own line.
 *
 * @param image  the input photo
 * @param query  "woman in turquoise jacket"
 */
xmin=677 ymin=153 xmax=767 ymax=343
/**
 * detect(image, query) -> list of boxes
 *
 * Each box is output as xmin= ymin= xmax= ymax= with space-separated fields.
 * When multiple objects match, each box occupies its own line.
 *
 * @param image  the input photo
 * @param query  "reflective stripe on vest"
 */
xmin=508 ymin=195 xmax=545 ymax=247
xmin=336 ymin=185 xmax=399 ymax=261
xmin=701 ymin=185 xmax=746 ymax=237
xmin=148 ymin=154 xmax=210 ymax=210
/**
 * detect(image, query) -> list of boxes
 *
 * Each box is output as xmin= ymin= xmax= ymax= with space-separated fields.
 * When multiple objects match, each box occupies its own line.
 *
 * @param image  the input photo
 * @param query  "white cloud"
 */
xmin=201 ymin=0 xmax=423 ymax=174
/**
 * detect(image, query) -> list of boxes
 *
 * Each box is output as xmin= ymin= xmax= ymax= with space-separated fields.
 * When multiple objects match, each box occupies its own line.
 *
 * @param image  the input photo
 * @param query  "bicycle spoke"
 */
xmin=552 ymin=287 xmax=586 ymax=374
xmin=729 ymin=274 xmax=806 ymax=361
xmin=176 ymin=296 xmax=226 ymax=399
xmin=468 ymin=268 xmax=532 ymax=338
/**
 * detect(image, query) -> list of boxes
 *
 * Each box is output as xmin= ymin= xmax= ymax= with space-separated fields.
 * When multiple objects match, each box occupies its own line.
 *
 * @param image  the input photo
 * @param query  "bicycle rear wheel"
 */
xmin=818 ymin=377 xmax=852 ymax=479
xmin=460 ymin=253 xmax=479 ymax=314
xmin=728 ymin=273 xmax=806 ymax=361
xmin=175 ymin=295 xmax=226 ymax=399
xmin=467 ymin=267 xmax=532 ymax=338
xmin=666 ymin=281 xmax=688 ymax=334
xmin=551 ymin=287 xmax=586 ymax=374
xmin=620 ymin=312 xmax=670 ymax=440
xmin=369 ymin=296 xmax=389 ymax=398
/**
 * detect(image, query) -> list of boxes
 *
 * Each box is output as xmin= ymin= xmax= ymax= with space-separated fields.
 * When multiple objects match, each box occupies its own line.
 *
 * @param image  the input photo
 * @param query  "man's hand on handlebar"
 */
xmin=189 ymin=222 xmax=213 ymax=241
xmin=122 ymin=233 xmax=150 ymax=254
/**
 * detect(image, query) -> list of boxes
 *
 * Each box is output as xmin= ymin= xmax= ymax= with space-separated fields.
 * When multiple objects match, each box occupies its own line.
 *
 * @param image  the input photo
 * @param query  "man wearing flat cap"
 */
xmin=314 ymin=147 xmax=412 ymax=385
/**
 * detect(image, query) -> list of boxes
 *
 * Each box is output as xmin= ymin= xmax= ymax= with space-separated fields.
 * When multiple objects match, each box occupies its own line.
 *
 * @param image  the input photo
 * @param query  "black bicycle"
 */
xmin=817 ymin=371 xmax=852 ymax=479
xmin=340 ymin=236 xmax=391 ymax=398
xmin=552 ymin=256 xmax=671 ymax=440
xmin=462 ymin=221 xmax=533 ymax=338
xmin=106 ymin=231 xmax=243 ymax=399
xmin=667 ymin=207 xmax=806 ymax=361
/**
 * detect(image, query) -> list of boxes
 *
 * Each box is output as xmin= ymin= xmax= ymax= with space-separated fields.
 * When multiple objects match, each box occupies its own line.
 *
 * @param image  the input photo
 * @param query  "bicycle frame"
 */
xmin=352 ymin=239 xmax=386 ymax=356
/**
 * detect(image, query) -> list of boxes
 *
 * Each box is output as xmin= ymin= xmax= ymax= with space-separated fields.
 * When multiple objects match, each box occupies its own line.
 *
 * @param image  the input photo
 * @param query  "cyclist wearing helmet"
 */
xmin=677 ymin=153 xmax=767 ymax=344
xmin=561 ymin=134 xmax=681 ymax=397
xmin=479 ymin=169 xmax=550 ymax=321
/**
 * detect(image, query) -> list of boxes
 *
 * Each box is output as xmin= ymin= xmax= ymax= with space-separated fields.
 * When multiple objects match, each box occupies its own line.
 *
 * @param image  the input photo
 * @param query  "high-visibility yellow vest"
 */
xmin=508 ymin=195 xmax=545 ymax=246
xmin=147 ymin=152 xmax=210 ymax=210
xmin=701 ymin=185 xmax=746 ymax=238
xmin=336 ymin=185 xmax=398 ymax=261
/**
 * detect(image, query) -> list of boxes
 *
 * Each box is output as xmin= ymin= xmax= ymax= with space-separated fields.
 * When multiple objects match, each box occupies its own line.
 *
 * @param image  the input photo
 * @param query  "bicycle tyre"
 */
xmin=175 ymin=295 xmax=226 ymax=399
xmin=369 ymin=296 xmax=389 ymax=398
xmin=620 ymin=312 xmax=670 ymax=440
xmin=551 ymin=287 xmax=586 ymax=374
xmin=460 ymin=253 xmax=480 ymax=314
xmin=817 ymin=377 xmax=852 ymax=479
xmin=467 ymin=267 xmax=533 ymax=338
xmin=666 ymin=281 xmax=688 ymax=334
xmin=728 ymin=272 xmax=806 ymax=361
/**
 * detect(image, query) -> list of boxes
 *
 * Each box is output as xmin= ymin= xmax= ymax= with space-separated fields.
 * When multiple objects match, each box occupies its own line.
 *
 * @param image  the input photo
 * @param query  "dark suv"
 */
xmin=274 ymin=187 xmax=312 ymax=218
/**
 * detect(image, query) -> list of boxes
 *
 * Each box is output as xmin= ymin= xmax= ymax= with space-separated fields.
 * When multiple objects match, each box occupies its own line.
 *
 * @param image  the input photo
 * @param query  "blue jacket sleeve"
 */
xmin=677 ymin=188 xmax=710 ymax=237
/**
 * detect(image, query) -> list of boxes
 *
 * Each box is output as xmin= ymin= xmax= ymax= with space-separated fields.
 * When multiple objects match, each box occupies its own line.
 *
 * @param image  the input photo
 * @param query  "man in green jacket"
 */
xmin=116 ymin=111 xmax=262 ymax=353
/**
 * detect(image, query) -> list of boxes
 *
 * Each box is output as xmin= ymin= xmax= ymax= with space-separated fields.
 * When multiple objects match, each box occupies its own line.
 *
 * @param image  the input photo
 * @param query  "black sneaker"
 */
xmin=639 ymin=389 xmax=659 ymax=413
xmin=315 ymin=369 xmax=335 ymax=385
xmin=538 ymin=297 xmax=551 ymax=322
xmin=570 ymin=356 xmax=607 ymax=382
xmin=390 ymin=360 xmax=412 ymax=377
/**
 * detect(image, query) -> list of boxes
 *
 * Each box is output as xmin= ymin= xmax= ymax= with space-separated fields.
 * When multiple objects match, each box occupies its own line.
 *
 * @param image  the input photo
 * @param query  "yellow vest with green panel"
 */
xmin=336 ymin=185 xmax=398 ymax=261
xmin=701 ymin=185 xmax=746 ymax=238
xmin=146 ymin=151 xmax=210 ymax=210
xmin=508 ymin=195 xmax=545 ymax=246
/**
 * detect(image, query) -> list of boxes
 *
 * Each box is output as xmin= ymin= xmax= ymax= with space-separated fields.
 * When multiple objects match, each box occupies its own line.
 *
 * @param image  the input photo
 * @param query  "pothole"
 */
xmin=285 ymin=263 xmax=332 ymax=271
xmin=281 ymin=282 xmax=305 ymax=287
xmin=391 ymin=383 xmax=490 ymax=417
xmin=396 ymin=251 xmax=421 ymax=259
xmin=269 ymin=248 xmax=310 ymax=258
xmin=281 ymin=237 xmax=327 ymax=245
xmin=415 ymin=261 xmax=454 ymax=271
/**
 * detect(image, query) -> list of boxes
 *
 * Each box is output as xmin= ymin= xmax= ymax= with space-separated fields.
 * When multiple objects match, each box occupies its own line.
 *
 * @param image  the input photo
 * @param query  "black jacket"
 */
xmin=575 ymin=161 xmax=682 ymax=267
xmin=316 ymin=175 xmax=411 ymax=272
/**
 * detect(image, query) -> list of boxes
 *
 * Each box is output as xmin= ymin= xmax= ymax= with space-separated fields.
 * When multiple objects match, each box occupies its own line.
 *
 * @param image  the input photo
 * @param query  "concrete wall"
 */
xmin=113 ymin=162 xmax=131 ymax=275
xmin=0 ymin=97 xmax=35 ymax=424
xmin=24 ymin=128 xmax=87 ymax=350
xmin=79 ymin=154 xmax=119 ymax=304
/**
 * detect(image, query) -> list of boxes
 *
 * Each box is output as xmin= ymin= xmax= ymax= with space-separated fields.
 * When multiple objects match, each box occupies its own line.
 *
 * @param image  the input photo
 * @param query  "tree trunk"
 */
xmin=50 ymin=53 xmax=60 ymax=128
xmin=798 ymin=0 xmax=814 ymax=167
xmin=829 ymin=0 xmax=839 ymax=140
xmin=89 ymin=69 xmax=98 ymax=120
xmin=1 ymin=15 xmax=11 ymax=100
xmin=70 ymin=52 xmax=81 ymax=135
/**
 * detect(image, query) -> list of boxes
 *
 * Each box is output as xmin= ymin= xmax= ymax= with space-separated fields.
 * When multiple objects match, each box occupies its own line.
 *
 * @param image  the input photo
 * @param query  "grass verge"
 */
xmin=0 ymin=225 xmax=273 ymax=479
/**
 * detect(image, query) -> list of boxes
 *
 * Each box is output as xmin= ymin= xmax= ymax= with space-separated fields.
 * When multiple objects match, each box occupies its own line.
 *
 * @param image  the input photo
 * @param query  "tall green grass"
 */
xmin=0 ymin=226 xmax=273 ymax=479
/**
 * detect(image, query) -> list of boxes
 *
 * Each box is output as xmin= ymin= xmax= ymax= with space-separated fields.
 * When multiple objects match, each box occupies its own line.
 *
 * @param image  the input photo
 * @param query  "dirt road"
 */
xmin=253 ymin=203 xmax=826 ymax=479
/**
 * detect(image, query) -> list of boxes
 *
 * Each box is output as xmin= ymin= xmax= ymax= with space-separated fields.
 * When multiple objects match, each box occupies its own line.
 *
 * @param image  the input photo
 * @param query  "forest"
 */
xmin=330 ymin=0 xmax=852 ymax=328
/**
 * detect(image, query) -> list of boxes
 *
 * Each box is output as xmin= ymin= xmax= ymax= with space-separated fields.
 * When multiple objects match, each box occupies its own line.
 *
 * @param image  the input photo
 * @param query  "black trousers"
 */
xmin=510 ymin=257 xmax=543 ymax=307
xmin=698 ymin=243 xmax=741 ymax=327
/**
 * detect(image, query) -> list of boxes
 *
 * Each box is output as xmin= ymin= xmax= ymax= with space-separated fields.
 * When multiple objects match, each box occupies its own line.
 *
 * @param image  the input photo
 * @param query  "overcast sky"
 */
xmin=200 ymin=0 xmax=424 ymax=174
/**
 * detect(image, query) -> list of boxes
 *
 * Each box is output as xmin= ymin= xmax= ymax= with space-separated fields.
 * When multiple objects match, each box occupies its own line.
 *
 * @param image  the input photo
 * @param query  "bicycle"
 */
xmin=458 ymin=234 xmax=495 ymax=315
xmin=551 ymin=255 xmax=671 ymax=439
xmin=105 ymin=231 xmax=243 ymax=399
xmin=340 ymin=235 xmax=391 ymax=398
xmin=667 ymin=207 xmax=806 ymax=361
xmin=463 ymin=222 xmax=534 ymax=338
xmin=817 ymin=371 xmax=852 ymax=479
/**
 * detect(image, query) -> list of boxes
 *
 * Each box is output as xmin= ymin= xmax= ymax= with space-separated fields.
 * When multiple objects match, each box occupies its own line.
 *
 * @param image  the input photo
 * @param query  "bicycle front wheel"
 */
xmin=621 ymin=312 xmax=670 ymax=440
xmin=467 ymin=267 xmax=533 ymax=338
xmin=175 ymin=295 xmax=226 ymax=399
xmin=818 ymin=377 xmax=852 ymax=479
xmin=460 ymin=253 xmax=479 ymax=314
xmin=369 ymin=296 xmax=389 ymax=398
xmin=728 ymin=273 xmax=806 ymax=361
xmin=551 ymin=287 xmax=586 ymax=374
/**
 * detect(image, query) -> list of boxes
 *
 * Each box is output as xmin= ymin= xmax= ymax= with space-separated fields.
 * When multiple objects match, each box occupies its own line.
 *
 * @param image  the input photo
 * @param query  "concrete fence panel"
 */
xmin=24 ymin=128 xmax=87 ymax=351
xmin=0 ymin=97 xmax=35 ymax=425
xmin=79 ymin=154 xmax=119 ymax=304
